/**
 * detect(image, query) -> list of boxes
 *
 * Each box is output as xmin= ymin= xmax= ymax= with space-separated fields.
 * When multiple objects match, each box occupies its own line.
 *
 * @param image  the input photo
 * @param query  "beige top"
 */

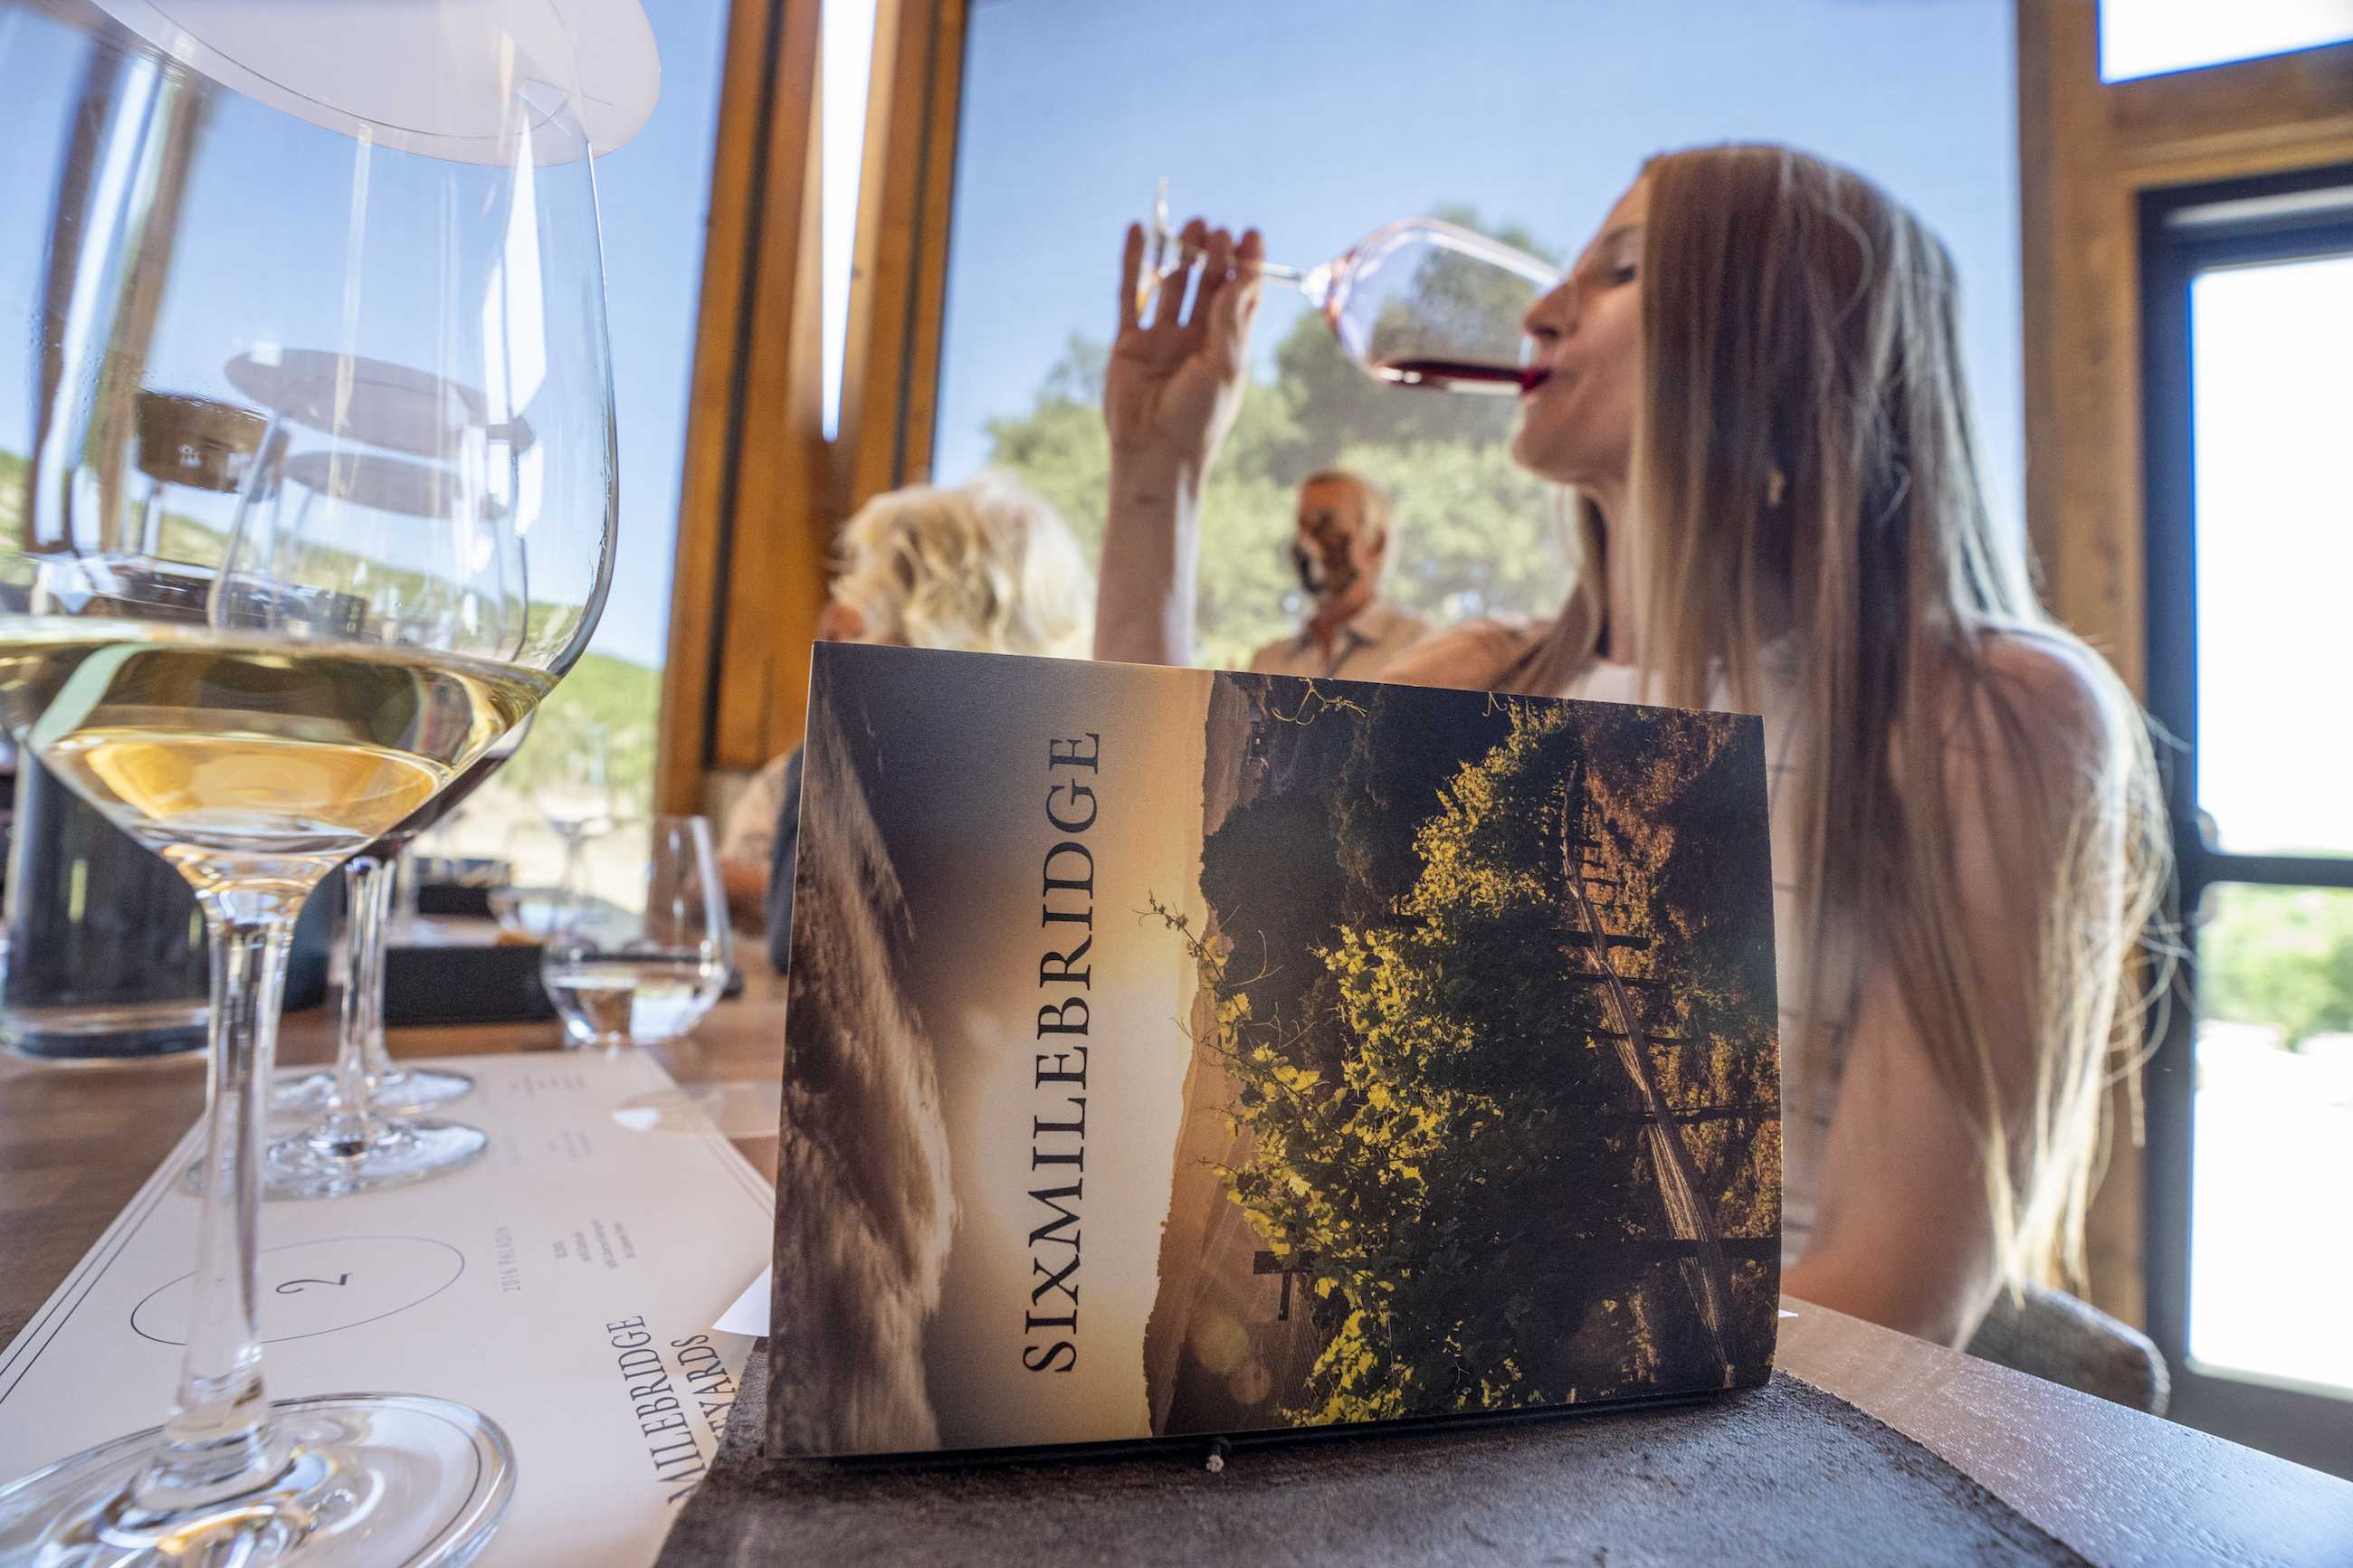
xmin=1245 ymin=599 xmax=1430 ymax=681
xmin=1391 ymin=622 xmax=1850 ymax=1268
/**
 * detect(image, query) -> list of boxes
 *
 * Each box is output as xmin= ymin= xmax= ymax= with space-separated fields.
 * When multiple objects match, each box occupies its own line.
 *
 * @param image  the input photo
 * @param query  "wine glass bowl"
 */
xmin=0 ymin=2 xmax=630 ymax=1560
xmin=1138 ymin=180 xmax=1558 ymax=394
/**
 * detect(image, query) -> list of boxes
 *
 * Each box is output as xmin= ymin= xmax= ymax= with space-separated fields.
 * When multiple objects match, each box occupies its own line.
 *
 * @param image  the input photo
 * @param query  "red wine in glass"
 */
xmin=1141 ymin=180 xmax=1556 ymax=392
xmin=1370 ymin=356 xmax=1535 ymax=394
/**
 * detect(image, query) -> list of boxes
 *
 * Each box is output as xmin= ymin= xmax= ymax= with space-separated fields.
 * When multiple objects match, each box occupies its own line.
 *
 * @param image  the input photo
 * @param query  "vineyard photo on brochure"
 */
xmin=767 ymin=644 xmax=1781 ymax=1457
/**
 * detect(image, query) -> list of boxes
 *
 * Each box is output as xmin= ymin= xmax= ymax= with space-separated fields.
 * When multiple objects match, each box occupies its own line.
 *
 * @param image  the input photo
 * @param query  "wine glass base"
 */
xmin=257 ymin=1118 xmax=490 ymax=1201
xmin=271 ymin=1065 xmax=472 ymax=1118
xmin=0 ymin=1392 xmax=513 ymax=1567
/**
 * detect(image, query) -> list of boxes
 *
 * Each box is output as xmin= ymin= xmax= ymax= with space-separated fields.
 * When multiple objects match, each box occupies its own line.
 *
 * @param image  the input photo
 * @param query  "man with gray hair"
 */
xmin=1247 ymin=469 xmax=1427 ymax=680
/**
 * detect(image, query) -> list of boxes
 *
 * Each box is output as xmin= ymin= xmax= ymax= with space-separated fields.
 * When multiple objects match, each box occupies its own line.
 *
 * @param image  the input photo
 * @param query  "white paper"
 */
xmin=0 ymin=1050 xmax=774 ymax=1568
xmin=714 ymin=1269 xmax=771 ymax=1338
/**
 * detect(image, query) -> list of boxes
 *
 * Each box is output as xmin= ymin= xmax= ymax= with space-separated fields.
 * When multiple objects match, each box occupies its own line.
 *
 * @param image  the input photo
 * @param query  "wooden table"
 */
xmin=5 ymin=959 xmax=2350 ymax=1567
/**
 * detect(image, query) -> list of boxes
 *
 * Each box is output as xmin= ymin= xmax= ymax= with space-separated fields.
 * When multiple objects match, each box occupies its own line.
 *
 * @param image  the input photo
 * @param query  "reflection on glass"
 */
xmin=2190 ymin=884 xmax=2353 ymax=1394
xmin=2191 ymin=254 xmax=2353 ymax=859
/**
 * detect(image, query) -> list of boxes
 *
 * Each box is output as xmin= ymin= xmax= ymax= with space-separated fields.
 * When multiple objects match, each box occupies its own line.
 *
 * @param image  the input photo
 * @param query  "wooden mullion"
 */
xmin=2109 ymin=39 xmax=2353 ymax=163
xmin=654 ymin=0 xmax=791 ymax=814
xmin=840 ymin=0 xmax=969 ymax=515
xmin=707 ymin=0 xmax=826 ymax=776
xmin=893 ymin=0 xmax=968 ymax=488
xmin=2018 ymin=0 xmax=2147 ymax=695
xmin=745 ymin=109 xmax=832 ymax=767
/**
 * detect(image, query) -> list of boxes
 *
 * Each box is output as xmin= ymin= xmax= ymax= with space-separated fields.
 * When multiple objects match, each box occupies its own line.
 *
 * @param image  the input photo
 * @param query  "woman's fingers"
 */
xmin=1209 ymin=227 xmax=1265 ymax=366
xmin=1152 ymin=218 xmax=1207 ymax=333
xmin=1186 ymin=228 xmax=1236 ymax=350
xmin=1118 ymin=222 xmax=1144 ymax=337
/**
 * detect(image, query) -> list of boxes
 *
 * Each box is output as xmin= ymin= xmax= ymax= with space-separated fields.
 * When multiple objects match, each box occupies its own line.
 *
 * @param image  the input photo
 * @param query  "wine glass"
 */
xmin=257 ymin=715 xmax=538 ymax=1201
xmin=538 ymin=719 xmax=622 ymax=906
xmin=1139 ymin=177 xmax=1558 ymax=391
xmin=541 ymin=816 xmax=731 ymax=1050
xmin=270 ymin=707 xmax=541 ymax=1131
xmin=0 ymin=3 xmax=627 ymax=1561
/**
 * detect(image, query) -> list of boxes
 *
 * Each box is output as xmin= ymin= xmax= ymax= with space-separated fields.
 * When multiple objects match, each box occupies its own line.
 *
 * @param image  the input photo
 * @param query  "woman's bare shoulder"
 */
xmin=1975 ymin=628 xmax=2125 ymax=731
xmin=1943 ymin=627 xmax=2138 ymax=779
xmin=1381 ymin=615 xmax=1540 ymax=691
xmin=1899 ymin=627 xmax=2148 ymax=859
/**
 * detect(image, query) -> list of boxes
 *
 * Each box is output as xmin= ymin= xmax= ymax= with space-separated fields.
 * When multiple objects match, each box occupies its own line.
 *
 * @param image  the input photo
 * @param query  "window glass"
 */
xmin=2101 ymin=0 xmax=2353 ymax=82
xmin=933 ymin=0 xmax=2023 ymax=670
xmin=2190 ymin=254 xmax=2353 ymax=859
xmin=2191 ymin=883 xmax=2353 ymax=1394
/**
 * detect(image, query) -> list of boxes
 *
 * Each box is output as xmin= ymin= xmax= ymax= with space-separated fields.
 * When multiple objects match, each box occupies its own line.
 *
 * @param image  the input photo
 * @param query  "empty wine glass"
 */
xmin=1139 ymin=177 xmax=1559 ymax=391
xmin=542 ymin=816 xmax=731 ymax=1050
xmin=0 ymin=2 xmax=634 ymax=1561
xmin=256 ymin=715 xmax=538 ymax=1200
xmin=538 ymin=718 xmax=622 ymax=905
xmin=271 ymin=712 xmax=538 ymax=1124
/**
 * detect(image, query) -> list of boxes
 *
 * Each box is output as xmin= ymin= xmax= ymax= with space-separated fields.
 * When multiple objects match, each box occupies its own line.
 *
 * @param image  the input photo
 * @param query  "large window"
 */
xmin=2141 ymin=164 xmax=2353 ymax=1478
xmin=931 ymin=0 xmax=2023 ymax=669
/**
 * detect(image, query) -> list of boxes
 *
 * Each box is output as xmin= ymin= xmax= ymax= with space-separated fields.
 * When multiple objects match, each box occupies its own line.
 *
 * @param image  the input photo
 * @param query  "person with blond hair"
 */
xmin=1249 ymin=469 xmax=1428 ymax=679
xmin=721 ymin=475 xmax=1092 ymax=954
xmin=1094 ymin=146 xmax=2167 ymax=1348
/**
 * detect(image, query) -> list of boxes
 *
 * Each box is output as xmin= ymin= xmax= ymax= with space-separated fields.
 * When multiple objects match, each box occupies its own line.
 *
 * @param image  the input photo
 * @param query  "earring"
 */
xmin=1765 ymin=466 xmax=1787 ymax=508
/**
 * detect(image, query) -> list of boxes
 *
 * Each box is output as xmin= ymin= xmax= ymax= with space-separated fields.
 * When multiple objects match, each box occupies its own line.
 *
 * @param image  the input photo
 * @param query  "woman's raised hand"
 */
xmin=1107 ymin=218 xmax=1262 ymax=489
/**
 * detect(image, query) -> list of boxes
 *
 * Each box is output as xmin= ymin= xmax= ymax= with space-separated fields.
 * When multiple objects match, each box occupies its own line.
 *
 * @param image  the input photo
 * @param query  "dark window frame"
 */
xmin=2139 ymin=157 xmax=2353 ymax=1478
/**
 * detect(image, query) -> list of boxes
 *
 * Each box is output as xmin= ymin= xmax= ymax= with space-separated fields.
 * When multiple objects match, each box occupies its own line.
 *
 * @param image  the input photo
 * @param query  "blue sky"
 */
xmin=933 ymin=0 xmax=2024 ymax=536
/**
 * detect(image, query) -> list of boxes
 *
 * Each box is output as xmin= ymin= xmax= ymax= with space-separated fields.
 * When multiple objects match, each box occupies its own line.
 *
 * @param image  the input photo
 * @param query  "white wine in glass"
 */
xmin=0 ymin=1 xmax=639 ymax=1562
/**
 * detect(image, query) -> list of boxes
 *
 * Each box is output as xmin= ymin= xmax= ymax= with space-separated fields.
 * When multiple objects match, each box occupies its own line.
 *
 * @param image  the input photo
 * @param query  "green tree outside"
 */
xmin=2202 ymin=885 xmax=2353 ymax=1050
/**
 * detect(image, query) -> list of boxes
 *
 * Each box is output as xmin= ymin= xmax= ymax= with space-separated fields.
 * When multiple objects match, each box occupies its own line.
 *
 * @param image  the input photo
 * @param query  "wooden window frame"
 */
xmin=654 ymin=0 xmax=968 ymax=819
xmin=2015 ymin=1 xmax=2352 ymax=1333
xmin=657 ymin=0 xmax=2350 ymax=1381
xmin=2137 ymin=160 xmax=2353 ymax=1477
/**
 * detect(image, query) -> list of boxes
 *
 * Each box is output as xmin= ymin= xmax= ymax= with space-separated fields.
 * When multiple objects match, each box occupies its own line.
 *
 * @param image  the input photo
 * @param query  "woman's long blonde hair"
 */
xmin=1503 ymin=145 xmax=2168 ymax=1290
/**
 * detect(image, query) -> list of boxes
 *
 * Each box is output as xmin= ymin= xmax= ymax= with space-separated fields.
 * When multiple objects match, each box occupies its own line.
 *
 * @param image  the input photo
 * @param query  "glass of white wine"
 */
xmin=0 ymin=2 xmax=634 ymax=1562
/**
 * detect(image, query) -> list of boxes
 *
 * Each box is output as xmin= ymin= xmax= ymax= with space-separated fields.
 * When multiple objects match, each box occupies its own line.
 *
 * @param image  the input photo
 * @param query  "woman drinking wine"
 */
xmin=1093 ymin=144 xmax=2168 ymax=1348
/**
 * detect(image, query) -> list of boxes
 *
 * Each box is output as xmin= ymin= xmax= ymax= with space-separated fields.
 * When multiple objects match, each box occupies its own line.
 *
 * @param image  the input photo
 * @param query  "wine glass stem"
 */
xmin=559 ymin=826 xmax=588 ymax=909
xmin=390 ymin=841 xmax=421 ymax=936
xmin=136 ymin=883 xmax=303 ymax=1510
xmin=318 ymin=853 xmax=393 ymax=1152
